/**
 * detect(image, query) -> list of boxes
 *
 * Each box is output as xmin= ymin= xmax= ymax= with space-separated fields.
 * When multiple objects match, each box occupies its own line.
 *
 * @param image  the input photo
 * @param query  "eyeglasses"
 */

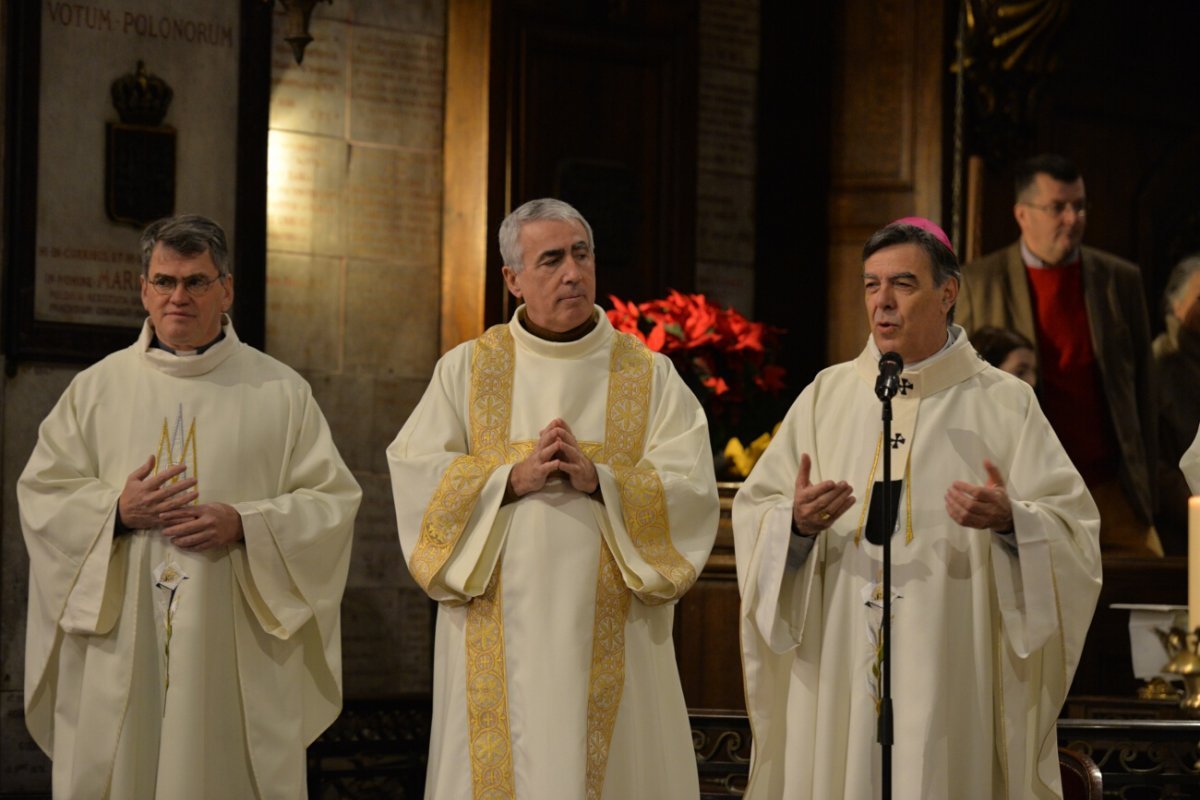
xmin=1021 ymin=200 xmax=1089 ymax=218
xmin=146 ymin=274 xmax=226 ymax=297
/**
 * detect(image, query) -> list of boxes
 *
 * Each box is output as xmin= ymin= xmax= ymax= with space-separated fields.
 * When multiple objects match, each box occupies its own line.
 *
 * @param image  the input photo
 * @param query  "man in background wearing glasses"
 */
xmin=18 ymin=215 xmax=362 ymax=798
xmin=960 ymin=153 xmax=1160 ymax=556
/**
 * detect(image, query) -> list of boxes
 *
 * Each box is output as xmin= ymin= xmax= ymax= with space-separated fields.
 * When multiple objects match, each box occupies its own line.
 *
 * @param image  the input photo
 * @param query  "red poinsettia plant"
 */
xmin=607 ymin=290 xmax=788 ymax=456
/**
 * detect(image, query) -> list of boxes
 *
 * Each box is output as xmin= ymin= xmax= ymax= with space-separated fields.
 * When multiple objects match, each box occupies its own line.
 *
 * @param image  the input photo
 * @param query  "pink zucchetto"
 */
xmin=889 ymin=216 xmax=955 ymax=258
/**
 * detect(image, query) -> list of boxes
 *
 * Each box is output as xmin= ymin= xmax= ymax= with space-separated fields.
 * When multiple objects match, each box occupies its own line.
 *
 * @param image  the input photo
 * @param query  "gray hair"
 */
xmin=862 ymin=222 xmax=962 ymax=325
xmin=140 ymin=214 xmax=230 ymax=277
xmin=1164 ymin=253 xmax=1200 ymax=316
xmin=498 ymin=198 xmax=595 ymax=272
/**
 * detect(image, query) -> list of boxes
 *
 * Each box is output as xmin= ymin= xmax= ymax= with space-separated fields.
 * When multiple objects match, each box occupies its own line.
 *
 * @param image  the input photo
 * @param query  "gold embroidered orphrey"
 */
xmin=411 ymin=323 xmax=694 ymax=799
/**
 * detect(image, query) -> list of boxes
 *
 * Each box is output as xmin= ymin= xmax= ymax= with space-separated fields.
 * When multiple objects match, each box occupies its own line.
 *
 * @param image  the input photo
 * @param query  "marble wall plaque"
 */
xmin=347 ymin=146 xmax=441 ymax=263
xmin=350 ymin=0 xmax=445 ymax=35
xmin=34 ymin=248 xmax=146 ymax=327
xmin=266 ymin=252 xmax=343 ymax=372
xmin=267 ymin=130 xmax=347 ymax=256
xmin=36 ymin=0 xmax=239 ymax=326
xmin=270 ymin=16 xmax=347 ymax=138
xmin=349 ymin=27 xmax=444 ymax=149
xmin=261 ymin=0 xmax=447 ymax=704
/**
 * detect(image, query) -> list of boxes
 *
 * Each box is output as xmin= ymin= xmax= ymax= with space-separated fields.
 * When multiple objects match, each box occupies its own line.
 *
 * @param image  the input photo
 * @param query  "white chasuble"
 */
xmin=388 ymin=307 xmax=719 ymax=799
xmin=734 ymin=327 xmax=1101 ymax=800
xmin=19 ymin=319 xmax=361 ymax=800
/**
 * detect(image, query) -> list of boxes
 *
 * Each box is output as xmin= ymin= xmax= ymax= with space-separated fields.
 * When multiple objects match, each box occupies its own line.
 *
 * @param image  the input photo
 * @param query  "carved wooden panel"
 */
xmin=825 ymin=0 xmax=945 ymax=365
xmin=674 ymin=485 xmax=746 ymax=712
xmin=500 ymin=15 xmax=697 ymax=321
xmin=830 ymin=0 xmax=916 ymax=189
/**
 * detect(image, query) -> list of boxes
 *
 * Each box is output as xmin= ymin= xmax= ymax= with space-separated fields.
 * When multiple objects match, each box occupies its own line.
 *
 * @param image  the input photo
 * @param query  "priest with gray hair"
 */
xmin=388 ymin=197 xmax=719 ymax=798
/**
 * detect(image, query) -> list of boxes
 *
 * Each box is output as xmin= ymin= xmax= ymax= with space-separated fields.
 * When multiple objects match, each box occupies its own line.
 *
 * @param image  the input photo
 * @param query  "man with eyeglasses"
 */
xmin=18 ymin=214 xmax=362 ymax=798
xmin=960 ymin=153 xmax=1160 ymax=556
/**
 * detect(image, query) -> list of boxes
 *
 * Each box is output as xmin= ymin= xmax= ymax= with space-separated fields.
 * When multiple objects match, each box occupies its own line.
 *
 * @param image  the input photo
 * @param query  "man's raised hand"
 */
xmin=792 ymin=453 xmax=855 ymax=536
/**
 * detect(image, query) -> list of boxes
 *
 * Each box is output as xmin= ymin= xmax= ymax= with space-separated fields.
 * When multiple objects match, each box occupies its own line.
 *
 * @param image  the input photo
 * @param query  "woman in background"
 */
xmin=971 ymin=325 xmax=1038 ymax=389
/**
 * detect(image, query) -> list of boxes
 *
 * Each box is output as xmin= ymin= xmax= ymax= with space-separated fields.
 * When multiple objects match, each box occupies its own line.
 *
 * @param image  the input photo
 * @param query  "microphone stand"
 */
xmin=878 ymin=391 xmax=894 ymax=800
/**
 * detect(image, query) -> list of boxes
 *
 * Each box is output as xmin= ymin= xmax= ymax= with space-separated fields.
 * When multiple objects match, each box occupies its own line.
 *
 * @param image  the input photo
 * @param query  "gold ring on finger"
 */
xmin=819 ymin=511 xmax=831 ymax=521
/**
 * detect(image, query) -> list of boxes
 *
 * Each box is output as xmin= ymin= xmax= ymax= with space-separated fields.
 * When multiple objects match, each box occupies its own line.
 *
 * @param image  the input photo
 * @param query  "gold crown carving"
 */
xmin=110 ymin=61 xmax=173 ymax=127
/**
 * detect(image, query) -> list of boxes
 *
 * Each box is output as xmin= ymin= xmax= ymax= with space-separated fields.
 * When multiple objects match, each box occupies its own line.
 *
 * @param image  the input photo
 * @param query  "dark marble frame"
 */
xmin=3 ymin=2 xmax=271 ymax=369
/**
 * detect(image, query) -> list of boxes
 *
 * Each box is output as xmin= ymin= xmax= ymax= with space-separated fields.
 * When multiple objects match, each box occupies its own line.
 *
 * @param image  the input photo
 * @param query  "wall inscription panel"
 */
xmin=697 ymin=172 xmax=755 ymax=266
xmin=265 ymin=253 xmax=343 ymax=373
xmin=700 ymin=0 xmax=759 ymax=72
xmin=694 ymin=0 xmax=759 ymax=316
xmin=349 ymin=27 xmax=444 ymax=149
xmin=266 ymin=130 xmax=347 ymax=257
xmin=34 ymin=1 xmax=240 ymax=328
xmin=347 ymin=147 xmax=441 ymax=263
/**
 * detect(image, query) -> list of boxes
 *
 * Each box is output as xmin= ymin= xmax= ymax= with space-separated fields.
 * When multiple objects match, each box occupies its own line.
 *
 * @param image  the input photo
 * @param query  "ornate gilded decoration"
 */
xmin=605 ymin=332 xmax=697 ymax=601
xmin=470 ymin=326 xmax=519 ymax=463
xmin=410 ymin=326 xmax=515 ymax=591
xmin=956 ymin=0 xmax=1072 ymax=164
xmin=410 ymin=457 xmax=496 ymax=591
xmin=612 ymin=467 xmax=696 ymax=603
xmin=602 ymin=332 xmax=655 ymax=466
xmin=465 ymin=570 xmax=516 ymax=798
xmin=583 ymin=544 xmax=633 ymax=799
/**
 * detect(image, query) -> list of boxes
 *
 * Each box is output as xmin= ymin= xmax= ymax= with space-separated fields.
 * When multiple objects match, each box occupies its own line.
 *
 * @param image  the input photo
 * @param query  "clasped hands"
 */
xmin=509 ymin=418 xmax=598 ymax=497
xmin=791 ymin=453 xmax=1013 ymax=537
xmin=118 ymin=454 xmax=244 ymax=551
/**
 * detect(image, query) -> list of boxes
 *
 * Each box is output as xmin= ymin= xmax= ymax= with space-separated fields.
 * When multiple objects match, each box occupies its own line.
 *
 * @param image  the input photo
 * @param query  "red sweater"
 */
xmin=1025 ymin=262 xmax=1119 ymax=485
